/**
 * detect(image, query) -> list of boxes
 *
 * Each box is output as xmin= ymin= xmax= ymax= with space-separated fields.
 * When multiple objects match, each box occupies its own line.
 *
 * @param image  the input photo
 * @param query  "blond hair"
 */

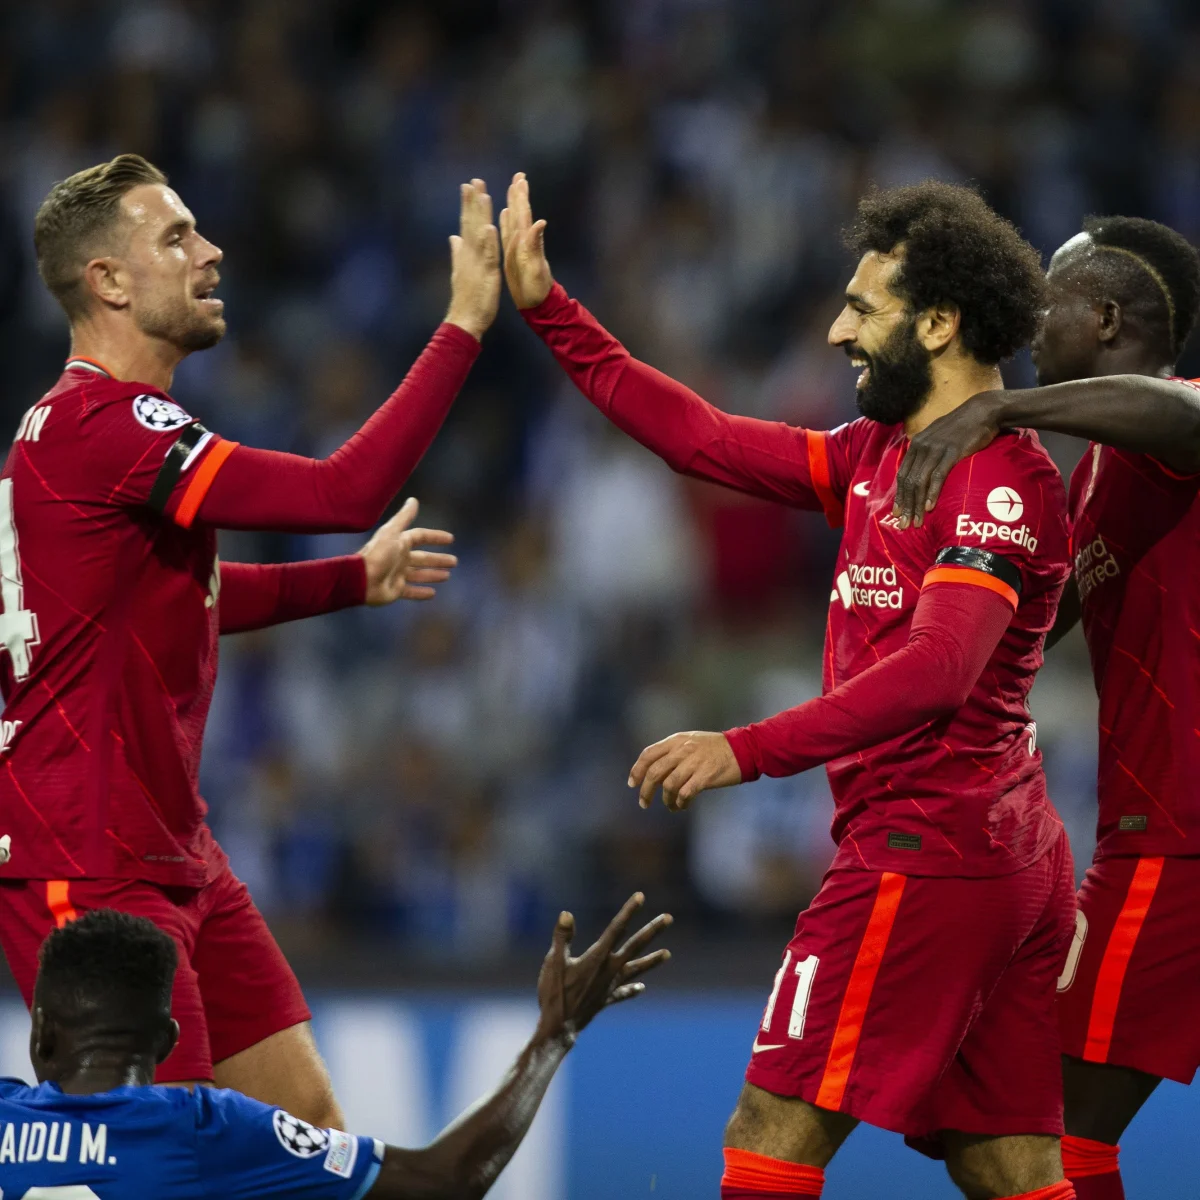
xmin=34 ymin=154 xmax=168 ymax=320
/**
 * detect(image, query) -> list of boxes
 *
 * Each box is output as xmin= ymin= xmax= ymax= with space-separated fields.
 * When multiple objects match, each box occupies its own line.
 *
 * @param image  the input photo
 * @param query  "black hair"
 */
xmin=845 ymin=180 xmax=1045 ymax=365
xmin=1081 ymin=214 xmax=1200 ymax=360
xmin=36 ymin=909 xmax=177 ymax=1026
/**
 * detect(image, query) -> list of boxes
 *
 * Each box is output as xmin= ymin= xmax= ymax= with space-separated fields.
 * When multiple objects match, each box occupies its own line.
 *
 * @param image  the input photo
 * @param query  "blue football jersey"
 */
xmin=0 ymin=1078 xmax=382 ymax=1200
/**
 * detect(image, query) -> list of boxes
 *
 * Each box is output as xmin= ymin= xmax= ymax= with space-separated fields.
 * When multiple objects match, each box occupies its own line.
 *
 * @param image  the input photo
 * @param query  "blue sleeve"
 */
xmin=192 ymin=1088 xmax=382 ymax=1200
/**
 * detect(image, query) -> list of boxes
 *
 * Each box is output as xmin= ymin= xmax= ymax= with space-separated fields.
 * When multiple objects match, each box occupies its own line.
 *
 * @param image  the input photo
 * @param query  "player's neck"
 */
xmin=53 ymin=1055 xmax=157 ymax=1095
xmin=68 ymin=322 xmax=184 ymax=391
xmin=905 ymin=359 xmax=1004 ymax=437
xmin=1090 ymin=341 xmax=1175 ymax=380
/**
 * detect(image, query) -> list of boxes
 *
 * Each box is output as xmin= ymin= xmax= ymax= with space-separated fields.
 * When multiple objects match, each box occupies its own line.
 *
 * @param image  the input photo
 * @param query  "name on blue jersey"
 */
xmin=0 ymin=1120 xmax=113 ymax=1165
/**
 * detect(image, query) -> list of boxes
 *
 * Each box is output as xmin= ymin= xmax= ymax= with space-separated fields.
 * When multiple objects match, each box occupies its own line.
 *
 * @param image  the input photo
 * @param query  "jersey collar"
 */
xmin=64 ymin=356 xmax=113 ymax=378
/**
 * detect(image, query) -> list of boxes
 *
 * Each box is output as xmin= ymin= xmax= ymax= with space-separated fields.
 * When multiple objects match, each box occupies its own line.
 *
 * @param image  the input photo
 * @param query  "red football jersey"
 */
xmin=0 ymin=360 xmax=238 ymax=886
xmin=1068 ymin=389 xmax=1200 ymax=859
xmin=810 ymin=419 xmax=1070 ymax=875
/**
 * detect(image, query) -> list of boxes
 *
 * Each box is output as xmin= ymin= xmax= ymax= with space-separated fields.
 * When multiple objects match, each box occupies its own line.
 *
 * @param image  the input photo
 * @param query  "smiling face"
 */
xmin=114 ymin=183 xmax=226 ymax=352
xmin=827 ymin=249 xmax=934 ymax=425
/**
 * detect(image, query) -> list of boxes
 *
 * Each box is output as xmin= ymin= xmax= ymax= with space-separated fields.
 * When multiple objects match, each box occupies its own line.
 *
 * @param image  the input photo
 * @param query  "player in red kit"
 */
xmin=895 ymin=216 xmax=1200 ymax=1200
xmin=503 ymin=171 xmax=1078 ymax=1200
xmin=0 ymin=155 xmax=500 ymax=1124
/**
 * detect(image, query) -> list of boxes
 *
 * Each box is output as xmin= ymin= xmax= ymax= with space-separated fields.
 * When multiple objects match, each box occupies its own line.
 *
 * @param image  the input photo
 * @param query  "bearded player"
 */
xmin=0 ymin=156 xmax=500 ymax=1124
xmin=893 ymin=216 xmax=1200 ymax=1200
xmin=504 ymin=171 xmax=1077 ymax=1200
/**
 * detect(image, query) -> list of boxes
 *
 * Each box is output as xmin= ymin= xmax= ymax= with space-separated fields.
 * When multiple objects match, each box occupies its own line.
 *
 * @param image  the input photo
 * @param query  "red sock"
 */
xmin=1061 ymin=1135 xmax=1125 ymax=1200
xmin=721 ymin=1148 xmax=824 ymax=1197
xmin=1012 ymin=1183 xmax=1076 ymax=1200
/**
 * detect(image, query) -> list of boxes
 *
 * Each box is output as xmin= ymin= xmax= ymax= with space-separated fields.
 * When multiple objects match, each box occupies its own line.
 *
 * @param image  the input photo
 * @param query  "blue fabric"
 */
xmin=0 ymin=1077 xmax=381 ymax=1200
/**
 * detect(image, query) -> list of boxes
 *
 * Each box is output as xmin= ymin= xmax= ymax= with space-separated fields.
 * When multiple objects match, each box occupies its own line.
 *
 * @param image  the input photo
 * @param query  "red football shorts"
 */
xmin=745 ymin=831 xmax=1075 ymax=1146
xmin=0 ymin=864 xmax=311 ymax=1083
xmin=1057 ymin=854 xmax=1200 ymax=1085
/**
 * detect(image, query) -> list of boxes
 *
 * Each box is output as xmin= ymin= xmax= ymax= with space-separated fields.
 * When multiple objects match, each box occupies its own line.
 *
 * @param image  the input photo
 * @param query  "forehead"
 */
xmin=1046 ymin=234 xmax=1094 ymax=289
xmin=119 ymin=183 xmax=195 ymax=233
xmin=846 ymin=249 xmax=904 ymax=305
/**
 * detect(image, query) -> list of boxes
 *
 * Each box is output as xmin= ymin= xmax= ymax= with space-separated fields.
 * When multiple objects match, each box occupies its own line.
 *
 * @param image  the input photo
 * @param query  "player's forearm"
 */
xmin=196 ymin=324 xmax=479 ymax=532
xmin=371 ymin=1030 xmax=570 ymax=1200
xmin=988 ymin=376 xmax=1200 ymax=472
xmin=218 ymin=558 xmax=367 ymax=634
xmin=522 ymin=284 xmax=819 ymax=504
xmin=726 ymin=585 xmax=1012 ymax=779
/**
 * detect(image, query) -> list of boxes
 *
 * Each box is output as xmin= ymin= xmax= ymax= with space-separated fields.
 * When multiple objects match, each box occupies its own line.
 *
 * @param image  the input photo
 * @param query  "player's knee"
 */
xmin=943 ymin=1132 xmax=1061 ymax=1199
xmin=724 ymin=1083 xmax=853 ymax=1167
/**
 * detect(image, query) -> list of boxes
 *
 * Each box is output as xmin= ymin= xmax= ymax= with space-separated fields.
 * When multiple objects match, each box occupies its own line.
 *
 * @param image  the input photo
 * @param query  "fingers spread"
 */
xmin=403 ymin=529 xmax=455 ymax=549
xmin=598 ymin=892 xmax=645 ymax=956
xmin=550 ymin=910 xmax=575 ymax=959
xmin=615 ymin=912 xmax=673 ymax=960
xmin=406 ymin=550 xmax=458 ymax=569
xmin=605 ymin=982 xmax=646 ymax=1006
xmin=621 ymin=948 xmax=671 ymax=981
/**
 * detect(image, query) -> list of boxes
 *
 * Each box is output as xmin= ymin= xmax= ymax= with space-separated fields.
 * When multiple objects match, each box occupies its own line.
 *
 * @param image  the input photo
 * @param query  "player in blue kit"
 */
xmin=0 ymin=902 xmax=671 ymax=1199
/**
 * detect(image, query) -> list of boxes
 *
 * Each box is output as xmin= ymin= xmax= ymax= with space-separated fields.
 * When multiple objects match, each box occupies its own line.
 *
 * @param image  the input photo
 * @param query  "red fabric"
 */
xmin=747 ymin=835 xmax=1074 ymax=1141
xmin=1014 ymin=1183 xmax=1076 ymax=1200
xmin=1069 ymin=1172 xmax=1125 ymax=1200
xmin=1061 ymin=1136 xmax=1120 ymax=1180
xmin=721 ymin=1149 xmax=824 ymax=1196
xmin=1058 ymin=856 xmax=1200 ymax=1083
xmin=725 ymin=580 xmax=1013 ymax=781
xmin=218 ymin=557 xmax=366 ymax=634
xmin=199 ymin=323 xmax=479 ymax=532
xmin=524 ymin=284 xmax=1071 ymax=877
xmin=0 ymin=862 xmax=310 ymax=1081
xmin=1066 ymin=423 xmax=1200 ymax=859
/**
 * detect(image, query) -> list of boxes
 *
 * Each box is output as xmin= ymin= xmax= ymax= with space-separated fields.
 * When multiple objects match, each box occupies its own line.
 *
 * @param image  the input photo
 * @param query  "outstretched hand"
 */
xmin=893 ymin=390 xmax=1005 ymax=528
xmin=628 ymin=731 xmax=742 ymax=811
xmin=536 ymin=893 xmax=672 ymax=1045
xmin=445 ymin=179 xmax=501 ymax=341
xmin=499 ymin=172 xmax=554 ymax=310
xmin=359 ymin=497 xmax=457 ymax=605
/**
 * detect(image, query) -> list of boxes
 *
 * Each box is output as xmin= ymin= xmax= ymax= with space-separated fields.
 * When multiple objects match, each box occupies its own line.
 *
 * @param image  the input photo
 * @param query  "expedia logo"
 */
xmin=1075 ymin=533 xmax=1119 ymax=600
xmin=955 ymin=487 xmax=1037 ymax=552
xmin=832 ymin=563 xmax=904 ymax=610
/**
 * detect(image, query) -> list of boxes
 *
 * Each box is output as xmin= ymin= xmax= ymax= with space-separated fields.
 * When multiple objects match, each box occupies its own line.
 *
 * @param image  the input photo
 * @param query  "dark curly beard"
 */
xmin=853 ymin=314 xmax=933 ymax=426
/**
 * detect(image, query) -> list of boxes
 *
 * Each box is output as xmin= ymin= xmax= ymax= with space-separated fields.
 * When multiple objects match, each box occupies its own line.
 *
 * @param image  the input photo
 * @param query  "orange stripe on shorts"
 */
xmin=806 ymin=430 xmax=844 ymax=529
xmin=815 ymin=871 xmax=907 ymax=1111
xmin=1083 ymin=856 xmax=1164 ymax=1063
xmin=174 ymin=438 xmax=238 ymax=529
xmin=46 ymin=880 xmax=77 ymax=929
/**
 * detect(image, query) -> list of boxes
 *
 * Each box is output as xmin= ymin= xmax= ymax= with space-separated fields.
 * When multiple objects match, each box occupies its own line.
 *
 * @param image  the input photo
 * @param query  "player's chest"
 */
xmin=829 ymin=445 xmax=930 ymax=633
xmin=1071 ymin=445 xmax=1197 ymax=606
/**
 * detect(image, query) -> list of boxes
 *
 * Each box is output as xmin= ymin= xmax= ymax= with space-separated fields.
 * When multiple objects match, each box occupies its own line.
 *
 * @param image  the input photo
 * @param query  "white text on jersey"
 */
xmin=14 ymin=406 xmax=51 ymax=443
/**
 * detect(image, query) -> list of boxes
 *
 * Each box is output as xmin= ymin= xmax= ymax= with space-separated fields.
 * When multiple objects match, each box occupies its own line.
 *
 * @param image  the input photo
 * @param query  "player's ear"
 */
xmin=81 ymin=257 xmax=131 ymax=312
xmin=156 ymin=1016 xmax=181 ymax=1065
xmin=29 ymin=1006 xmax=55 ymax=1067
xmin=1097 ymin=298 xmax=1122 ymax=345
xmin=917 ymin=302 xmax=961 ymax=353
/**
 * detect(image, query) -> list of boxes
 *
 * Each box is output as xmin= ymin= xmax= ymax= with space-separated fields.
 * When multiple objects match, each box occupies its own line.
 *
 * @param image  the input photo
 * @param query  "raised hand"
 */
xmin=536 ymin=894 xmax=672 ymax=1045
xmin=358 ymin=497 xmax=457 ymax=605
xmin=499 ymin=172 xmax=553 ymax=310
xmin=445 ymin=179 xmax=501 ymax=341
xmin=892 ymin=390 xmax=1005 ymax=528
xmin=628 ymin=730 xmax=743 ymax=812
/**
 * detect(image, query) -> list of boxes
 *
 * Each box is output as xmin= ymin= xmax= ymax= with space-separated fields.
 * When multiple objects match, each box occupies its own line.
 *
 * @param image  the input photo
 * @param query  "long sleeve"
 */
xmin=522 ymin=283 xmax=852 ymax=516
xmin=192 ymin=323 xmax=480 ymax=533
xmin=725 ymin=583 xmax=1014 ymax=780
xmin=218 ymin=558 xmax=367 ymax=635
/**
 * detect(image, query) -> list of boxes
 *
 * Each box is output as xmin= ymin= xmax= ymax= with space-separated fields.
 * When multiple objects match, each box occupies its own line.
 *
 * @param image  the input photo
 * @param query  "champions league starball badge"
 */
xmin=273 ymin=1109 xmax=330 ymax=1159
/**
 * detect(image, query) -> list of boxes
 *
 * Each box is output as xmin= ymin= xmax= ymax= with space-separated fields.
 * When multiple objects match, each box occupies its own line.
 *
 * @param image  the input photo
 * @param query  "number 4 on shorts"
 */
xmin=760 ymin=951 xmax=820 ymax=1040
xmin=0 ymin=479 xmax=40 ymax=680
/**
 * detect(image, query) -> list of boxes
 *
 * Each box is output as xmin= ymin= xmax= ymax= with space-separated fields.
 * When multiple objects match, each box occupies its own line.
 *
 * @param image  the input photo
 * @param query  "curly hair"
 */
xmin=845 ymin=180 xmax=1045 ymax=365
xmin=1082 ymin=214 xmax=1200 ymax=360
xmin=36 ymin=908 xmax=177 ymax=1025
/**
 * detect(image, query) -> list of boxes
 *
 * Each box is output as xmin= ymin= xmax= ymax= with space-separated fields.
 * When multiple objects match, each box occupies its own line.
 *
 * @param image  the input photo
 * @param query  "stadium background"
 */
xmin=1 ymin=1 xmax=1200 ymax=1196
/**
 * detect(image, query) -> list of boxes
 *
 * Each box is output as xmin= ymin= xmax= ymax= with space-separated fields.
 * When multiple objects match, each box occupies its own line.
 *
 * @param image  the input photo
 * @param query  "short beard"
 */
xmin=853 ymin=314 xmax=934 ymax=426
xmin=137 ymin=299 xmax=226 ymax=354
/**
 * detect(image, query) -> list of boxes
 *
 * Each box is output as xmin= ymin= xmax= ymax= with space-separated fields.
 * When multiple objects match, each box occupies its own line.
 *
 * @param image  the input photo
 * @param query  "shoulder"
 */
xmin=76 ymin=381 xmax=195 ymax=430
xmin=0 ymin=1077 xmax=31 ymax=1101
xmin=946 ymin=428 xmax=1065 ymax=496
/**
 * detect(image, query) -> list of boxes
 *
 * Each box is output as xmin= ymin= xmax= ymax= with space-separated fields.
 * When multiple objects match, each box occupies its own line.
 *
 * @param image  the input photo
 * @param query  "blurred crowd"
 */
xmin=2 ymin=0 xmax=1197 ymax=966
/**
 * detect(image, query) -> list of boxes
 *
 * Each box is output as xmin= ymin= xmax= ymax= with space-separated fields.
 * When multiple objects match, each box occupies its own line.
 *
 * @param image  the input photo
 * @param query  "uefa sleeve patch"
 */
xmin=132 ymin=393 xmax=193 ymax=432
xmin=273 ymin=1109 xmax=331 ymax=1158
xmin=324 ymin=1129 xmax=359 ymax=1178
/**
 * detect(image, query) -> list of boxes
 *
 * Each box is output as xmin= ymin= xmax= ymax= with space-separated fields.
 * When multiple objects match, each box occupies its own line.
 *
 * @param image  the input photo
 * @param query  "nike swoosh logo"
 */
xmin=751 ymin=1038 xmax=786 ymax=1053
xmin=852 ymin=481 xmax=870 ymax=497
